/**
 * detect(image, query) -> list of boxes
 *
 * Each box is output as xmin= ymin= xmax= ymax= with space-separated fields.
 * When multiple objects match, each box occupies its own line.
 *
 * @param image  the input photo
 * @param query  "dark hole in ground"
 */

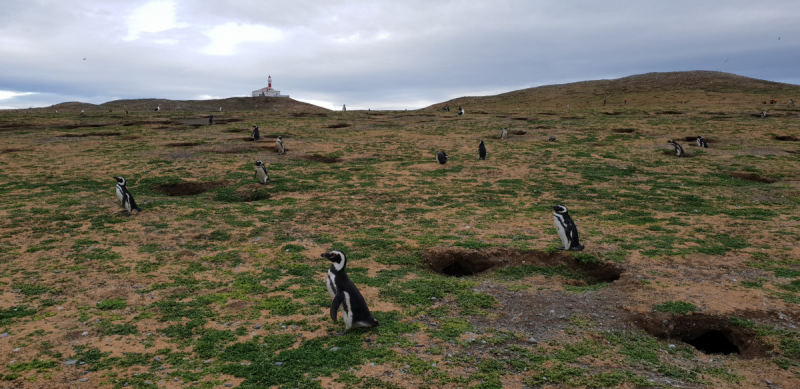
xmin=121 ymin=136 xmax=140 ymax=140
xmin=612 ymin=128 xmax=636 ymax=133
xmin=604 ymin=112 xmax=622 ymax=116
xmin=729 ymin=172 xmax=777 ymax=183
xmin=61 ymin=132 xmax=121 ymax=137
xmin=660 ymin=111 xmax=683 ymax=115
xmin=155 ymin=181 xmax=226 ymax=196
xmin=538 ymin=112 xmax=557 ymax=115
xmin=302 ymin=155 xmax=341 ymax=163
xmin=511 ymin=130 xmax=527 ymax=135
xmin=688 ymin=330 xmax=740 ymax=355
xmin=630 ymin=312 xmax=767 ymax=359
xmin=560 ymin=116 xmax=585 ymax=120
xmin=1 ymin=148 xmax=31 ymax=154
xmin=326 ymin=123 xmax=351 ymax=128
xmin=774 ymin=135 xmax=798 ymax=141
xmin=166 ymin=142 xmax=202 ymax=147
xmin=495 ymin=115 xmax=508 ymax=118
xmin=511 ymin=117 xmax=529 ymax=121
xmin=225 ymin=128 xmax=247 ymax=133
xmin=532 ymin=125 xmax=553 ymax=129
xmin=424 ymin=247 xmax=623 ymax=283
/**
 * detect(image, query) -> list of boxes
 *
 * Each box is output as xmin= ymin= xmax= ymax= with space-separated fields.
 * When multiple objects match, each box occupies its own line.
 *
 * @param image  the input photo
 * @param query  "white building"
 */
xmin=252 ymin=75 xmax=289 ymax=97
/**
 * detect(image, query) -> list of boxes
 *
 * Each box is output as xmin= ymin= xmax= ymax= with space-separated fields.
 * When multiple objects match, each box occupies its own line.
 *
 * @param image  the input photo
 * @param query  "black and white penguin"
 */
xmin=155 ymin=106 xmax=160 ymax=112
xmin=254 ymin=161 xmax=269 ymax=184
xmin=80 ymin=110 xmax=84 ymax=115
xmin=761 ymin=110 xmax=766 ymax=118
xmin=457 ymin=106 xmax=465 ymax=116
xmin=276 ymin=136 xmax=285 ymax=154
xmin=501 ymin=127 xmax=508 ymax=140
xmin=321 ymin=251 xmax=379 ymax=334
xmin=208 ymin=115 xmax=214 ymax=125
xmin=251 ymin=125 xmax=260 ymax=141
xmin=696 ymin=135 xmax=708 ymax=148
xmin=436 ymin=150 xmax=448 ymax=165
xmin=478 ymin=140 xmax=486 ymax=160
xmin=113 ymin=177 xmax=141 ymax=215
xmin=125 ymin=110 xmax=128 ymax=115
xmin=548 ymin=136 xmax=556 ymax=142
xmin=667 ymin=139 xmax=684 ymax=157
xmin=550 ymin=205 xmax=584 ymax=251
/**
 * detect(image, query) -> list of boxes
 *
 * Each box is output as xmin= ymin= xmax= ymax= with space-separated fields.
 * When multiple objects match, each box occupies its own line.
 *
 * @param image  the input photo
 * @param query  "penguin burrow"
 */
xmin=667 ymin=139 xmax=685 ymax=157
xmin=321 ymin=250 xmax=379 ymax=334
xmin=696 ymin=135 xmax=708 ymax=148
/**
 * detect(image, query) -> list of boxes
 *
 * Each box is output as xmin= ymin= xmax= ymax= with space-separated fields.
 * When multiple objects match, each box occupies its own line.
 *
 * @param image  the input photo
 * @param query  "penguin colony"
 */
xmin=104 ymin=106 xmax=731 ymax=334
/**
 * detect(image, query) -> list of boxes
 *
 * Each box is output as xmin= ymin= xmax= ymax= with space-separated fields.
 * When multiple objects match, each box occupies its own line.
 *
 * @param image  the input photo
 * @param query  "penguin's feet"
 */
xmin=330 ymin=332 xmax=346 ymax=337
xmin=555 ymin=246 xmax=565 ymax=250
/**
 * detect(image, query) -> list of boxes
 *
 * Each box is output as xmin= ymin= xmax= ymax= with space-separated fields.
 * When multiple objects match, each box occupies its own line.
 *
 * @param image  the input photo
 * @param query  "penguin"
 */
xmin=254 ymin=161 xmax=269 ymax=184
xmin=761 ymin=110 xmax=766 ymax=118
xmin=342 ymin=104 xmax=346 ymax=112
xmin=276 ymin=136 xmax=285 ymax=154
xmin=667 ymin=139 xmax=684 ymax=157
xmin=548 ymin=136 xmax=556 ymax=142
xmin=436 ymin=150 xmax=448 ymax=165
xmin=80 ymin=110 xmax=84 ymax=115
xmin=550 ymin=205 xmax=584 ymax=251
xmin=219 ymin=107 xmax=222 ymax=112
xmin=155 ymin=106 xmax=160 ymax=112
xmin=208 ymin=115 xmax=214 ymax=125
xmin=478 ymin=140 xmax=486 ymax=160
xmin=126 ymin=110 xmax=129 ymax=115
xmin=251 ymin=125 xmax=260 ymax=141
xmin=456 ymin=106 xmax=465 ymax=116
xmin=113 ymin=177 xmax=141 ymax=215
xmin=696 ymin=135 xmax=708 ymax=148
xmin=321 ymin=251 xmax=379 ymax=334
xmin=501 ymin=127 xmax=508 ymax=140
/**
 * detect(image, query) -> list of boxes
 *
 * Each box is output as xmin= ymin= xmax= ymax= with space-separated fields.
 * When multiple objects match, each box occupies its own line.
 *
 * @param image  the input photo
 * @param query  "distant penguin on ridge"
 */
xmin=478 ymin=140 xmax=486 ymax=160
xmin=436 ymin=150 xmax=448 ymax=165
xmin=251 ymin=125 xmax=260 ymax=141
xmin=276 ymin=136 xmax=286 ymax=154
xmin=254 ymin=161 xmax=270 ymax=184
xmin=550 ymin=205 xmax=584 ymax=251
xmin=113 ymin=177 xmax=141 ymax=215
xmin=208 ymin=115 xmax=214 ymax=125
xmin=667 ymin=139 xmax=684 ymax=157
xmin=696 ymin=135 xmax=708 ymax=148
xmin=761 ymin=110 xmax=766 ymax=118
xmin=501 ymin=127 xmax=508 ymax=140
xmin=457 ymin=106 xmax=465 ymax=116
xmin=321 ymin=250 xmax=379 ymax=334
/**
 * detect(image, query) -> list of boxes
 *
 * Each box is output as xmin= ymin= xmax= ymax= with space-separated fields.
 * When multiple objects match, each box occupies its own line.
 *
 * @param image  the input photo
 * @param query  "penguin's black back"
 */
xmin=329 ymin=266 xmax=376 ymax=323
xmin=436 ymin=151 xmax=448 ymax=164
xmin=478 ymin=141 xmax=486 ymax=160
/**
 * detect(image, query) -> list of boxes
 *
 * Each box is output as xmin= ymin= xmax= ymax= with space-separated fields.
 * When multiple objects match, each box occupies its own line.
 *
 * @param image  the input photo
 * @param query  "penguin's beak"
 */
xmin=320 ymin=252 xmax=334 ymax=261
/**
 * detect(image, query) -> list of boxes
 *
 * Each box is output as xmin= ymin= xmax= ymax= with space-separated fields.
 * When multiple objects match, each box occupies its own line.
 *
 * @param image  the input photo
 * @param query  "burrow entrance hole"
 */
xmin=729 ymin=172 xmax=777 ymax=184
xmin=423 ymin=247 xmax=623 ymax=284
xmin=631 ymin=313 xmax=768 ymax=358
xmin=326 ymin=123 xmax=351 ymax=129
xmin=155 ymin=181 xmax=226 ymax=196
xmin=774 ymin=135 xmax=798 ymax=141
xmin=302 ymin=155 xmax=341 ymax=163
xmin=612 ymin=128 xmax=636 ymax=133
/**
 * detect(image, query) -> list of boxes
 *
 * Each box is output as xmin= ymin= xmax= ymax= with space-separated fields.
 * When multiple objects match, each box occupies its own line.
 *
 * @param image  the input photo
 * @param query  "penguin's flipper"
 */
xmin=330 ymin=293 xmax=344 ymax=322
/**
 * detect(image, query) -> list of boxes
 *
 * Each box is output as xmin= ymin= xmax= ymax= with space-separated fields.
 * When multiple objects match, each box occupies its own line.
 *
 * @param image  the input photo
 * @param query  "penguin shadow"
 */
xmin=661 ymin=148 xmax=695 ymax=158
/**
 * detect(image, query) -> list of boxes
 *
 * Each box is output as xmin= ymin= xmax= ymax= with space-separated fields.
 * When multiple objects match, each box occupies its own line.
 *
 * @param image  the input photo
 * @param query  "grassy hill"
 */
xmin=430 ymin=71 xmax=800 ymax=111
xmin=44 ymin=96 xmax=330 ymax=114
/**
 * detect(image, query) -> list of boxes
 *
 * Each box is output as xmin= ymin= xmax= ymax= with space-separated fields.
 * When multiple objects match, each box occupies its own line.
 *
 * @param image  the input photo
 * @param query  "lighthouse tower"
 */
xmin=251 ymin=75 xmax=289 ymax=97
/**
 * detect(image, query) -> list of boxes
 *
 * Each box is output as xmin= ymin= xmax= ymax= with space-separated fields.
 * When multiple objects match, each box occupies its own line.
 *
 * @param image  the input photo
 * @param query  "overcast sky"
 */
xmin=1 ymin=0 xmax=798 ymax=110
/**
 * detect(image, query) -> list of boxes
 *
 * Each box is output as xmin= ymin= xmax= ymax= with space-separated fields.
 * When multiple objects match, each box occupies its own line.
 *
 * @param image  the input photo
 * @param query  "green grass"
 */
xmin=653 ymin=301 xmax=699 ymax=315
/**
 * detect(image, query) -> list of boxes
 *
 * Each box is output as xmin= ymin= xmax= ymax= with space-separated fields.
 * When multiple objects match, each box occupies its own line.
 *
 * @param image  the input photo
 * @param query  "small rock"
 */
xmin=144 ymin=381 xmax=152 ymax=385
xmin=274 ymin=362 xmax=283 ymax=366
xmin=81 ymin=331 xmax=89 ymax=336
xmin=527 ymin=338 xmax=537 ymax=344
xmin=154 ymin=357 xmax=161 ymax=362
xmin=330 ymin=347 xmax=339 ymax=351
xmin=253 ymin=324 xmax=261 ymax=329
xmin=65 ymin=360 xmax=78 ymax=365
xmin=173 ymin=378 xmax=179 ymax=382
xmin=204 ymin=360 xmax=212 ymax=364
xmin=668 ymin=344 xmax=676 ymax=348
xmin=13 ymin=348 xmax=20 ymax=352
xmin=0 ymin=333 xmax=7 ymax=337
xmin=225 ymin=383 xmax=233 ymax=387
xmin=78 ymin=378 xmax=89 ymax=383
xmin=370 ymin=363 xmax=375 ymax=367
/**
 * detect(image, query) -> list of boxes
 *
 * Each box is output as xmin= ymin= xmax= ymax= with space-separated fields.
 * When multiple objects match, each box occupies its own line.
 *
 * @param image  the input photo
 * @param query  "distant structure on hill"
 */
xmin=252 ymin=75 xmax=289 ymax=97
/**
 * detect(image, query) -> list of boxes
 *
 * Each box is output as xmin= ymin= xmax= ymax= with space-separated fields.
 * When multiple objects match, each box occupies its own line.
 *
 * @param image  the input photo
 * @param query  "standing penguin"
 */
xmin=208 ymin=115 xmax=214 ymax=125
xmin=321 ymin=251 xmax=379 ymax=334
xmin=251 ymin=125 xmax=260 ymax=141
xmin=548 ymin=136 xmax=556 ymax=142
xmin=436 ymin=150 xmax=448 ymax=165
xmin=550 ymin=205 xmax=584 ymax=251
xmin=761 ymin=110 xmax=767 ymax=118
xmin=478 ymin=140 xmax=487 ymax=160
xmin=667 ymin=139 xmax=684 ymax=157
xmin=501 ymin=127 xmax=508 ymax=140
xmin=276 ymin=136 xmax=286 ymax=154
xmin=457 ymin=106 xmax=465 ymax=116
xmin=254 ymin=161 xmax=270 ymax=184
xmin=696 ymin=135 xmax=708 ymax=148
xmin=113 ymin=177 xmax=141 ymax=215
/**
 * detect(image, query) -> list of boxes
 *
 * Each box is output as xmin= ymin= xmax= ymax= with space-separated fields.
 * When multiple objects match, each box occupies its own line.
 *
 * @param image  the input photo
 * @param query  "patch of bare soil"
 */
xmin=123 ymin=121 xmax=171 ymax=126
xmin=302 ymin=155 xmax=341 ymax=163
xmin=630 ymin=312 xmax=769 ymax=359
xmin=729 ymin=172 xmax=777 ymax=183
xmin=774 ymin=135 xmax=798 ymax=141
xmin=326 ymin=123 xmax=351 ymax=129
xmin=209 ymin=144 xmax=260 ymax=154
xmin=155 ymin=181 xmax=226 ymax=196
xmin=166 ymin=142 xmax=202 ymax=147
xmin=511 ymin=130 xmax=527 ymax=135
xmin=224 ymin=128 xmax=248 ymax=133
xmin=60 ymin=132 xmax=121 ymax=137
xmin=612 ymin=128 xmax=636 ymax=133
xmin=291 ymin=113 xmax=328 ymax=118
xmin=424 ymin=247 xmax=623 ymax=282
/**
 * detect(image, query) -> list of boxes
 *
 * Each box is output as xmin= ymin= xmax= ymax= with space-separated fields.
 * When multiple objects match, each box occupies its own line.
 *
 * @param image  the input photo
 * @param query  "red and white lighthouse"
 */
xmin=251 ymin=75 xmax=289 ymax=97
xmin=268 ymin=75 xmax=272 ymax=90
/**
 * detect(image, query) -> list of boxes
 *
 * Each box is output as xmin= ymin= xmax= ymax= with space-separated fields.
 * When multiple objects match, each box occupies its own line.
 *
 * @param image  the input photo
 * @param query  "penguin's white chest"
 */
xmin=554 ymin=215 xmax=569 ymax=248
xmin=256 ymin=167 xmax=268 ymax=183
xmin=326 ymin=271 xmax=336 ymax=298
xmin=115 ymin=185 xmax=124 ymax=204
xmin=342 ymin=291 xmax=354 ymax=329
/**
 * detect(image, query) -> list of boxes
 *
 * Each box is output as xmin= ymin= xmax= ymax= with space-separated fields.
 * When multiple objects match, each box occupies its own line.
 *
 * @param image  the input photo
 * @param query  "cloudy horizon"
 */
xmin=1 ymin=0 xmax=799 ymax=110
